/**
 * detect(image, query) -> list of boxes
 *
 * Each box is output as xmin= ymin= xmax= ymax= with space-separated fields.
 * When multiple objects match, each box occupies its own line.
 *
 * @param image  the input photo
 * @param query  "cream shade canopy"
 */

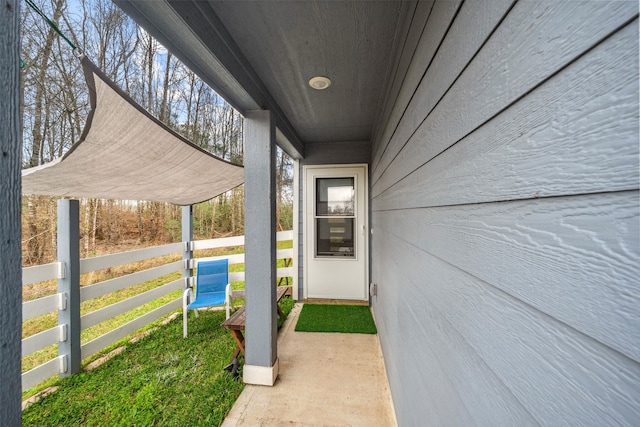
xmin=22 ymin=56 xmax=244 ymax=206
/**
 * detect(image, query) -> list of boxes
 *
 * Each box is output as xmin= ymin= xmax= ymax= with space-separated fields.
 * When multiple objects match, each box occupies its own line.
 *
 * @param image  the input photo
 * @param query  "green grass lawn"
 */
xmin=295 ymin=304 xmax=377 ymax=334
xmin=22 ymin=240 xmax=294 ymax=388
xmin=22 ymin=297 xmax=295 ymax=427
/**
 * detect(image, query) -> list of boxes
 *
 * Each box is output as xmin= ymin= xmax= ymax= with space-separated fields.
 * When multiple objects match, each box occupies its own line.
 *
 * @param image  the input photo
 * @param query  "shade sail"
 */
xmin=22 ymin=56 xmax=244 ymax=205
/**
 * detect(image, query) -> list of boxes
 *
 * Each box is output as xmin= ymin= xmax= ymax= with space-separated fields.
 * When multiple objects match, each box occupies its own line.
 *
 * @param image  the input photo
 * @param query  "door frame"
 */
xmin=302 ymin=163 xmax=369 ymax=301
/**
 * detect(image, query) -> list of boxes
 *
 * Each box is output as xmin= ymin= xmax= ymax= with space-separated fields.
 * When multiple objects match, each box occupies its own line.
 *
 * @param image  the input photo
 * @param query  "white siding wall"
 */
xmin=370 ymin=1 xmax=640 ymax=425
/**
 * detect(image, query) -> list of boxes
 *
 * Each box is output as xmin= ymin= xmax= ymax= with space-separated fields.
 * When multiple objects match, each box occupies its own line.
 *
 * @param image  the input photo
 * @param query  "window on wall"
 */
xmin=315 ymin=177 xmax=355 ymax=257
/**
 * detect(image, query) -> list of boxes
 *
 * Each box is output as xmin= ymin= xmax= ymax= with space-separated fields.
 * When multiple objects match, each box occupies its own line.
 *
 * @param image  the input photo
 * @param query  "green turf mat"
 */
xmin=295 ymin=304 xmax=377 ymax=334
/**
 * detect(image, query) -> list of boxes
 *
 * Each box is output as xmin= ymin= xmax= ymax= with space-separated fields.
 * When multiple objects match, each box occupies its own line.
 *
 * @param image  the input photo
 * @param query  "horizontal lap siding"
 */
xmin=370 ymin=1 xmax=640 ymax=425
xmin=372 ymin=0 xmax=435 ymax=152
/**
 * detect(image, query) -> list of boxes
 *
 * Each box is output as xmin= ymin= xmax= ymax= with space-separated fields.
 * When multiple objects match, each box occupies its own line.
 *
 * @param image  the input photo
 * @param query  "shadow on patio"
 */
xmin=222 ymin=303 xmax=396 ymax=427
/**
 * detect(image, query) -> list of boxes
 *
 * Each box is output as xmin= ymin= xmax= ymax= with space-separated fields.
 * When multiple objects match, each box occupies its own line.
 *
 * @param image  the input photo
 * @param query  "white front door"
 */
xmin=304 ymin=164 xmax=368 ymax=301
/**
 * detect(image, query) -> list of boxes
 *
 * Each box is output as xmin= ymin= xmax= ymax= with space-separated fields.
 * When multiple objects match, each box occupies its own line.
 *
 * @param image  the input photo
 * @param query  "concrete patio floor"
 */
xmin=222 ymin=303 xmax=397 ymax=426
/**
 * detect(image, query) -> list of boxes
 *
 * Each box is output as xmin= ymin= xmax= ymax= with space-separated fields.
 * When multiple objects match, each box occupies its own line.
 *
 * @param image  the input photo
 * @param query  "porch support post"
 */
xmin=292 ymin=159 xmax=300 ymax=300
xmin=0 ymin=0 xmax=22 ymax=421
xmin=243 ymin=110 xmax=278 ymax=386
xmin=182 ymin=205 xmax=194 ymax=283
xmin=58 ymin=199 xmax=81 ymax=376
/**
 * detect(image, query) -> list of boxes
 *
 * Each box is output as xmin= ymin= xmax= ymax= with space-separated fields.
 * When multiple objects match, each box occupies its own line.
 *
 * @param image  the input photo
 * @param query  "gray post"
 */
xmin=182 ymin=205 xmax=194 ymax=283
xmin=0 ymin=0 xmax=22 ymax=422
xmin=243 ymin=110 xmax=278 ymax=385
xmin=58 ymin=199 xmax=81 ymax=376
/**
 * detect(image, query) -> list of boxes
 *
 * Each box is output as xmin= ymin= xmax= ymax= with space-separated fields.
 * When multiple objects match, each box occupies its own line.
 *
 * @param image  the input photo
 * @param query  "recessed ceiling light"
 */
xmin=309 ymin=76 xmax=332 ymax=90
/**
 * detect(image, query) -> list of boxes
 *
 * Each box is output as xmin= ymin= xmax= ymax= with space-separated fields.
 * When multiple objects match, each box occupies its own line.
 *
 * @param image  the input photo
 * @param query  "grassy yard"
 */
xmin=22 ymin=297 xmax=295 ymax=426
xmin=22 ymin=239 xmax=294 ymax=393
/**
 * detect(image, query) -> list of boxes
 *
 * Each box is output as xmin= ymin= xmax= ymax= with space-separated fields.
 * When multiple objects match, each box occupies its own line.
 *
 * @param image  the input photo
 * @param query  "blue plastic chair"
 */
xmin=183 ymin=259 xmax=232 ymax=337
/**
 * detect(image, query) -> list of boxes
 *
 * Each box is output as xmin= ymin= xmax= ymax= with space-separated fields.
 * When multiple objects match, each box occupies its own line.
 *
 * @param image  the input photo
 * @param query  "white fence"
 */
xmin=21 ymin=230 xmax=294 ymax=391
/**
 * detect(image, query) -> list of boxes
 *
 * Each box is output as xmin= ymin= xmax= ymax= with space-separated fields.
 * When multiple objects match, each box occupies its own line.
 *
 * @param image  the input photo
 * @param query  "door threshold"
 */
xmin=303 ymin=298 xmax=369 ymax=306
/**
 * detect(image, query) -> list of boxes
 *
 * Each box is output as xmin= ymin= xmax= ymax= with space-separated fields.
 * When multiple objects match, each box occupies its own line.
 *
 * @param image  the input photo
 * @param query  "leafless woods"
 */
xmin=21 ymin=0 xmax=293 ymax=265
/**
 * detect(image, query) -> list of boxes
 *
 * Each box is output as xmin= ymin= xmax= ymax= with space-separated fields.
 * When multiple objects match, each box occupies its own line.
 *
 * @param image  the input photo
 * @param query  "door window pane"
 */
xmin=316 ymin=178 xmax=354 ymax=216
xmin=315 ymin=177 xmax=355 ymax=257
xmin=316 ymin=218 xmax=354 ymax=257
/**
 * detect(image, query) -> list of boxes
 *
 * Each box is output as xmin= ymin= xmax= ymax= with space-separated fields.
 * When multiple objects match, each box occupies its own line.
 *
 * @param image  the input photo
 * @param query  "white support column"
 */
xmin=57 ymin=199 xmax=81 ymax=376
xmin=182 ymin=205 xmax=194 ymax=283
xmin=0 ymin=0 xmax=22 ymax=421
xmin=292 ymin=159 xmax=300 ymax=300
xmin=243 ymin=110 xmax=278 ymax=386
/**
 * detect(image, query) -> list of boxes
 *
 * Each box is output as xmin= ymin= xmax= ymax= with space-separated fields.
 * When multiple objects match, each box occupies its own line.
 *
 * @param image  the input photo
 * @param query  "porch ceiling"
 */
xmin=113 ymin=0 xmax=413 ymax=159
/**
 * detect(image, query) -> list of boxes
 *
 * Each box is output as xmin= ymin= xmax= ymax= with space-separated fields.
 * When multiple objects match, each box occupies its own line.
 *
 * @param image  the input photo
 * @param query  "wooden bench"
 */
xmin=222 ymin=286 xmax=291 ymax=361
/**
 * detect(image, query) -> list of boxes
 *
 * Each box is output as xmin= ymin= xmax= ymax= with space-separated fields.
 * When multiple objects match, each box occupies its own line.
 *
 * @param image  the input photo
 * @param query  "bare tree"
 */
xmin=159 ymin=51 xmax=172 ymax=123
xmin=22 ymin=0 xmax=67 ymax=264
xmin=80 ymin=0 xmax=138 ymax=83
xmin=17 ymin=0 xmax=300 ymax=263
xmin=25 ymin=0 xmax=65 ymax=168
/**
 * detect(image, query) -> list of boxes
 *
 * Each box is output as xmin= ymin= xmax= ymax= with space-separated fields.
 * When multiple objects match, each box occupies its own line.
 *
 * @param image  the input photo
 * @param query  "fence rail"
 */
xmin=21 ymin=230 xmax=294 ymax=391
xmin=23 ymin=262 xmax=64 ymax=287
